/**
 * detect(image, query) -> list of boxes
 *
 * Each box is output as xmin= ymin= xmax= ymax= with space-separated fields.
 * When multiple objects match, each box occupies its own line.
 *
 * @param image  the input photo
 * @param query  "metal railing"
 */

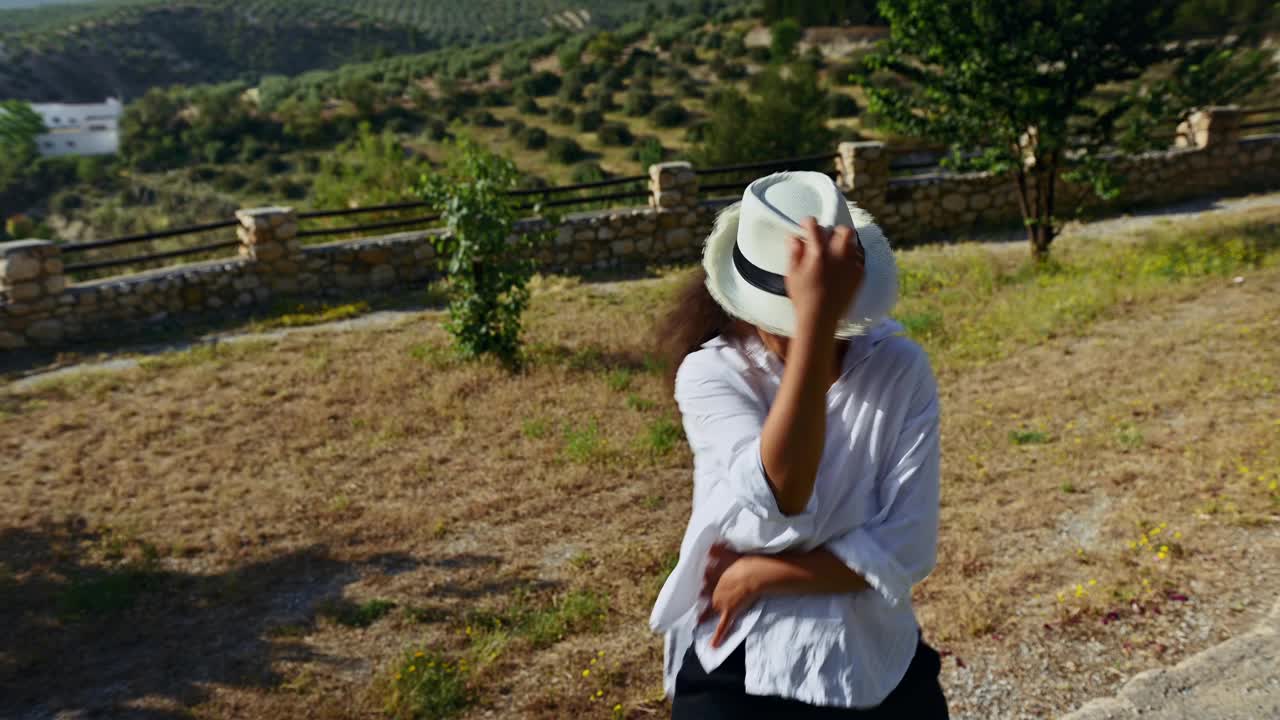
xmin=1240 ymin=105 xmax=1280 ymax=133
xmin=48 ymin=111 xmax=1277 ymax=281
xmin=697 ymin=152 xmax=839 ymax=197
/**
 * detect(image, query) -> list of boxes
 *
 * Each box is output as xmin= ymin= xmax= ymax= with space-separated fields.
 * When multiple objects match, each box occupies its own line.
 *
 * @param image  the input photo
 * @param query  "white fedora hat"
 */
xmin=702 ymin=170 xmax=897 ymax=338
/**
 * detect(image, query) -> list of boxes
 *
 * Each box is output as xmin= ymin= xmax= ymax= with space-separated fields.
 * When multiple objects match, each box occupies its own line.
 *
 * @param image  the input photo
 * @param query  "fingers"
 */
xmin=830 ymin=225 xmax=855 ymax=260
xmin=711 ymin=608 xmax=734 ymax=648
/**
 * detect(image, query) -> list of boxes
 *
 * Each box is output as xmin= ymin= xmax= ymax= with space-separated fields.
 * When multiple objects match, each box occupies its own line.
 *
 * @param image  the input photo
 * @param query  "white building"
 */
xmin=30 ymin=98 xmax=122 ymax=157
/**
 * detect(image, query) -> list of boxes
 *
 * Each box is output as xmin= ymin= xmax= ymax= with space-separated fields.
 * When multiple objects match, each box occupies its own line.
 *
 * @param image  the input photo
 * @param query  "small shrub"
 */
xmin=574 ymin=109 xmax=604 ymax=132
xmin=650 ymin=101 xmax=689 ymax=128
xmin=597 ymin=122 xmax=634 ymax=147
xmin=546 ymin=137 xmax=585 ymax=164
xmin=504 ymin=117 xmax=527 ymax=136
xmin=519 ymin=126 xmax=549 ymax=150
xmin=629 ymin=136 xmax=666 ymax=166
xmin=384 ymin=648 xmax=471 ymax=720
xmin=550 ymin=104 xmax=575 ymax=125
xmin=466 ymin=109 xmax=498 ymax=127
xmin=514 ymin=93 xmax=541 ymax=115
xmin=623 ymin=88 xmax=656 ymax=117
xmin=828 ymin=93 xmax=861 ymax=118
xmin=570 ymin=162 xmax=608 ymax=184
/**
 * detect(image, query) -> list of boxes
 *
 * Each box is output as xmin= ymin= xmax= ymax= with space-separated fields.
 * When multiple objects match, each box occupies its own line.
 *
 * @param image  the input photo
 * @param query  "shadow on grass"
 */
xmin=0 ymin=520 xmax=513 ymax=718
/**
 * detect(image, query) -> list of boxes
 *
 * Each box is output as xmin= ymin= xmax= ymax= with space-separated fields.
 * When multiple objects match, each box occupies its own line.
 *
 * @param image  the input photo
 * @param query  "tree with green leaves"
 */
xmin=418 ymin=138 xmax=552 ymax=368
xmin=770 ymin=19 xmax=803 ymax=61
xmin=860 ymin=0 xmax=1182 ymax=259
xmin=0 ymin=100 xmax=46 ymax=152
xmin=693 ymin=63 xmax=833 ymax=167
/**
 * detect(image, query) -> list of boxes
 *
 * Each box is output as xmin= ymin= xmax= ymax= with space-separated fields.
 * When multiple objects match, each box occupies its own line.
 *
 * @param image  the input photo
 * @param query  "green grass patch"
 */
xmin=1114 ymin=421 xmax=1145 ymax=449
xmin=1009 ymin=428 xmax=1051 ymax=445
xmin=521 ymin=417 xmax=550 ymax=439
xmin=138 ymin=339 xmax=275 ymax=371
xmin=465 ymin=588 xmax=608 ymax=650
xmin=321 ymin=598 xmax=397 ymax=628
xmin=642 ymin=417 xmax=683 ymax=457
xmin=606 ymin=368 xmax=633 ymax=392
xmin=895 ymin=217 xmax=1280 ymax=366
xmin=258 ymin=300 xmax=371 ymax=329
xmin=58 ymin=567 xmax=159 ymax=619
xmin=563 ymin=421 xmax=607 ymax=464
xmin=384 ymin=648 xmax=472 ymax=720
xmin=625 ymin=394 xmax=655 ymax=411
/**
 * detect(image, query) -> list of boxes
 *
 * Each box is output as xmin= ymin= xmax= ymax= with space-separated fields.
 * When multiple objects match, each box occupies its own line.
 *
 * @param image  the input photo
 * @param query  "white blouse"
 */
xmin=650 ymin=319 xmax=941 ymax=709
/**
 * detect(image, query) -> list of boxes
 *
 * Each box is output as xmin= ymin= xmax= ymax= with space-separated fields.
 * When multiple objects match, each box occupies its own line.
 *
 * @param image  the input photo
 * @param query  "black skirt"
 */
xmin=671 ymin=635 xmax=949 ymax=719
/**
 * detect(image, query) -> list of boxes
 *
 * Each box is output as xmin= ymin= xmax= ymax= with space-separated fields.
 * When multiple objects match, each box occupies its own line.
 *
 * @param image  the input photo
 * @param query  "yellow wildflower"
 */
xmin=408 ymin=666 xmax=416 ymax=673
xmin=1173 ymin=531 xmax=1182 ymax=539
xmin=582 ymin=669 xmax=590 ymax=678
xmin=1160 ymin=545 xmax=1169 ymax=553
xmin=614 ymin=704 xmax=623 ymax=712
xmin=596 ymin=690 xmax=604 ymax=697
xmin=598 ymin=650 xmax=605 ymax=657
xmin=414 ymin=651 xmax=424 ymax=659
xmin=1088 ymin=579 xmax=1097 ymax=586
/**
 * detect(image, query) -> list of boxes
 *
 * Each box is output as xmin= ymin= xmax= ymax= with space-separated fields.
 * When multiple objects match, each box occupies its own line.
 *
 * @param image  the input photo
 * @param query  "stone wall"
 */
xmin=838 ymin=108 xmax=1280 ymax=243
xmin=3 ymin=109 xmax=1278 ymax=353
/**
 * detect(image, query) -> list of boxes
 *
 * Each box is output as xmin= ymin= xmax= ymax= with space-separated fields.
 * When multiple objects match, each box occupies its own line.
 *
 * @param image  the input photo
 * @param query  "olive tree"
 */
xmin=860 ymin=0 xmax=1178 ymax=259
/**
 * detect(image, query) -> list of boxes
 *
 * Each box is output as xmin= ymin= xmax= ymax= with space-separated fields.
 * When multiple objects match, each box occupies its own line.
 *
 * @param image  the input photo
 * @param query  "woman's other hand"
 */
xmin=785 ymin=217 xmax=864 ymax=332
xmin=699 ymin=543 xmax=762 ymax=648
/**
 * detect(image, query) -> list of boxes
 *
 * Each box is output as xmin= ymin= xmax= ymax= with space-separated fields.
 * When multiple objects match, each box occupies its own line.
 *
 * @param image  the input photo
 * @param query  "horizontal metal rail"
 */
xmin=60 ymin=219 xmax=239 ymax=254
xmin=507 ymin=174 xmax=649 ymax=197
xmin=296 ymin=213 xmax=443 ymax=239
xmin=1243 ymin=105 xmax=1280 ymax=116
xmin=514 ymin=189 xmax=651 ymax=211
xmin=890 ymin=158 xmax=942 ymax=171
xmin=1240 ymin=119 xmax=1280 ymax=131
xmin=64 ymin=239 xmax=241 ymax=274
xmin=695 ymin=152 xmax=838 ymax=176
xmin=297 ymin=200 xmax=429 ymax=220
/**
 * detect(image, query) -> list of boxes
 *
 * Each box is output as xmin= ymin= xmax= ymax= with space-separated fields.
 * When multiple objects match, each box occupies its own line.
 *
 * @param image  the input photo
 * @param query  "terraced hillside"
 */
xmin=0 ymin=0 xmax=739 ymax=102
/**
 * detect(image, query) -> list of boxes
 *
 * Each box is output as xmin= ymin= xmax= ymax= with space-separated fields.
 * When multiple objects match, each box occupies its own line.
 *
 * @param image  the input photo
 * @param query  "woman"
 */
xmin=651 ymin=172 xmax=947 ymax=718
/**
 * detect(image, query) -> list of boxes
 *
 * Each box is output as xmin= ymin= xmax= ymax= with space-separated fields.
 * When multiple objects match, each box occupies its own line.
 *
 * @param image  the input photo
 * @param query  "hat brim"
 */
xmin=702 ymin=201 xmax=897 ymax=339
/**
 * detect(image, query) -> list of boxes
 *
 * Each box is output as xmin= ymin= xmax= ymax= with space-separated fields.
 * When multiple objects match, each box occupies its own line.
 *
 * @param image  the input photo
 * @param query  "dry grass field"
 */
xmin=2 ymin=207 xmax=1279 ymax=719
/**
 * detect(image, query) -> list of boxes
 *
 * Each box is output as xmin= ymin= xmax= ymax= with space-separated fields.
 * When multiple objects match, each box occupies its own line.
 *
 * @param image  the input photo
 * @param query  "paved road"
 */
xmin=1061 ymin=598 xmax=1280 ymax=720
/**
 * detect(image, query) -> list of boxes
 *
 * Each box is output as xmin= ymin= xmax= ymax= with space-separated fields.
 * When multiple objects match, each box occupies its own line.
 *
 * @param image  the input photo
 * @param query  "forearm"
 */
xmin=746 ymin=547 xmax=870 ymax=597
xmin=759 ymin=315 xmax=836 ymax=515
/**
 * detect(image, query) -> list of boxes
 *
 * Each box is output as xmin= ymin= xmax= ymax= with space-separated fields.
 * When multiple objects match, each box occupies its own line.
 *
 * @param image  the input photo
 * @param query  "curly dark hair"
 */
xmin=655 ymin=267 xmax=746 ymax=388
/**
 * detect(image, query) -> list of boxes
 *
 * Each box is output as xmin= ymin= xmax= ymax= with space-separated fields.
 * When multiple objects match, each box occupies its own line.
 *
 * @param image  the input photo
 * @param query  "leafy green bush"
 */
xmin=574 ymin=109 xmax=604 ymax=132
xmin=650 ymin=101 xmax=689 ymax=128
xmin=629 ymin=136 xmax=666 ymax=166
xmin=519 ymin=126 xmax=548 ymax=150
xmin=418 ymin=138 xmax=552 ymax=367
xmin=546 ymin=137 xmax=585 ymax=164
xmin=549 ymin=104 xmax=575 ymax=125
xmin=597 ymin=122 xmax=634 ymax=147
xmin=624 ymin=87 xmax=656 ymax=116
xmin=570 ymin=162 xmax=608 ymax=184
xmin=828 ymin=93 xmax=860 ymax=118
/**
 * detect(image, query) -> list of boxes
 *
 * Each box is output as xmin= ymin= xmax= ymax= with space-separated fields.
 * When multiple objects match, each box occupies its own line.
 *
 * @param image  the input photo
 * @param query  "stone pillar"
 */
xmin=1176 ymin=107 xmax=1243 ymax=149
xmin=836 ymin=141 xmax=890 ymax=214
xmin=236 ymin=206 xmax=301 ymax=294
xmin=0 ymin=239 xmax=67 ymax=349
xmin=649 ymin=161 xmax=701 ymax=257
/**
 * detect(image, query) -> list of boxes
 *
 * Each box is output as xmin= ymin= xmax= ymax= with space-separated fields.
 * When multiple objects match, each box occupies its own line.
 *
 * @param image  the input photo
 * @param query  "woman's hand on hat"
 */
xmin=785 ymin=217 xmax=864 ymax=332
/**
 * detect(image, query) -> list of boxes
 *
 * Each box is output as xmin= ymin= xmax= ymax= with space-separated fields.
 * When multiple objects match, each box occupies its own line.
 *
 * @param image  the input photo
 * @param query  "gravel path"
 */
xmin=1061 ymin=598 xmax=1280 ymax=720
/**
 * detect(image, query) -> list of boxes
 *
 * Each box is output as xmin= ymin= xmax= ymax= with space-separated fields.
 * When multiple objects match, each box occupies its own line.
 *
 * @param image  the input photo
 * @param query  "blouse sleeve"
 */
xmin=825 ymin=347 xmax=941 ymax=607
xmin=674 ymin=349 xmax=820 ymax=540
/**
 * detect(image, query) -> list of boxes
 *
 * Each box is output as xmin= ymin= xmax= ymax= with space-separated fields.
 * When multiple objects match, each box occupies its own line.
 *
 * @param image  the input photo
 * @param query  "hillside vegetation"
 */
xmin=0 ymin=0 xmax=744 ymax=102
